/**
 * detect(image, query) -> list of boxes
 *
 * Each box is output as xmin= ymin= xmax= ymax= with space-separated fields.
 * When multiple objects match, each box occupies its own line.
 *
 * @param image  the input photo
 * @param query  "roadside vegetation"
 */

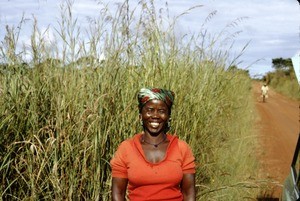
xmin=262 ymin=57 xmax=299 ymax=100
xmin=0 ymin=0 xmax=262 ymax=200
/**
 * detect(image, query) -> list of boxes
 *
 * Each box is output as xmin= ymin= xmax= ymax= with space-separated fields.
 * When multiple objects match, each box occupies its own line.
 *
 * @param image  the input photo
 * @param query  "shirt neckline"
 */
xmin=133 ymin=133 xmax=177 ymax=165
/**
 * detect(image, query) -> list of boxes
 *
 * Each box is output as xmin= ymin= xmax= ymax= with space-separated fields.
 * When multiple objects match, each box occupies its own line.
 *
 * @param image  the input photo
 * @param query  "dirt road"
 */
xmin=253 ymin=82 xmax=299 ymax=198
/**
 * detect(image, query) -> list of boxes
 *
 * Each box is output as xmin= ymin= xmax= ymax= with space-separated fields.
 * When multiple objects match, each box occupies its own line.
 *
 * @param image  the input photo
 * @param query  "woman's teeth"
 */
xmin=150 ymin=122 xmax=159 ymax=128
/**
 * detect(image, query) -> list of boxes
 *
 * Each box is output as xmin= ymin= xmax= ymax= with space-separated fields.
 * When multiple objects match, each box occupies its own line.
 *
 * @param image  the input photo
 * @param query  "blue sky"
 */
xmin=0 ymin=0 xmax=299 ymax=77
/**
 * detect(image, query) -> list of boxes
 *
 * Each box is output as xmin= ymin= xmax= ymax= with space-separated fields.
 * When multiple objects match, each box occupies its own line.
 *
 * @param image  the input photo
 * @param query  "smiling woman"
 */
xmin=110 ymin=87 xmax=196 ymax=201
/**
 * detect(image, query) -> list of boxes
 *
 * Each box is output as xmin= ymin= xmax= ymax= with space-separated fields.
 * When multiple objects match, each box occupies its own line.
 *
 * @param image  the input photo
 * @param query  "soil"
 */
xmin=253 ymin=82 xmax=300 ymax=199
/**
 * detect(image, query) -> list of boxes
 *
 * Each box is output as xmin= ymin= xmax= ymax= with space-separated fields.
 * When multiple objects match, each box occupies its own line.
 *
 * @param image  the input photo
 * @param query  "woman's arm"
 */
xmin=112 ymin=177 xmax=128 ymax=201
xmin=181 ymin=173 xmax=196 ymax=201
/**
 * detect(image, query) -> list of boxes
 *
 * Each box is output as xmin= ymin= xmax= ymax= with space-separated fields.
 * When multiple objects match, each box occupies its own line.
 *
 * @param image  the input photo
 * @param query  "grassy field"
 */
xmin=0 ymin=1 xmax=262 ymax=200
xmin=267 ymin=71 xmax=300 ymax=100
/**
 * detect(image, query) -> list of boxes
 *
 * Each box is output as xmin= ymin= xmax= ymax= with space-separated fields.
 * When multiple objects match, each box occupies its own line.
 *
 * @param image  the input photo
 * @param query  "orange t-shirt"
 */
xmin=110 ymin=133 xmax=196 ymax=201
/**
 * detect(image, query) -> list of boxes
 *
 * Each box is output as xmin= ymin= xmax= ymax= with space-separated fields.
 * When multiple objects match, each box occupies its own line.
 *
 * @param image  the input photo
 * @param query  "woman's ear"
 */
xmin=139 ymin=114 xmax=143 ymax=126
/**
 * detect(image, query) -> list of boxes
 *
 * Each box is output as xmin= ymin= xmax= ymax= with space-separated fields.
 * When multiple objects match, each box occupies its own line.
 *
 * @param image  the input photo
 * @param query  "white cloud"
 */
xmin=0 ymin=0 xmax=299 ymax=76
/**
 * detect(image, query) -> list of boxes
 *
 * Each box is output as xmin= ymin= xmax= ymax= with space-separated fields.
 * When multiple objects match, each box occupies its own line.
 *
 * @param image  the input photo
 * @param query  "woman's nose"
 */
xmin=151 ymin=110 xmax=159 ymax=118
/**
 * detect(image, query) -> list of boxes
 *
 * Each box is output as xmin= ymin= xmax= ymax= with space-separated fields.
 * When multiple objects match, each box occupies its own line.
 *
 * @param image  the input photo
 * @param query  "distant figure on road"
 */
xmin=261 ymin=83 xmax=269 ymax=102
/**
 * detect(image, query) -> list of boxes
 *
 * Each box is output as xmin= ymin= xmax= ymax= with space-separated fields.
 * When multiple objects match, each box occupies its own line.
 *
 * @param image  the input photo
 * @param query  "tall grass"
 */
xmin=0 ymin=0 xmax=260 ymax=200
xmin=267 ymin=70 xmax=300 ymax=100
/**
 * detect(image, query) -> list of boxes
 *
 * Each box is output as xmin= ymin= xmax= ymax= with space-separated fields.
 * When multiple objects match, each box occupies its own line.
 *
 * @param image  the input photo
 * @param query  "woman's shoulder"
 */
xmin=118 ymin=133 xmax=141 ymax=148
xmin=173 ymin=135 xmax=193 ymax=153
xmin=168 ymin=134 xmax=188 ymax=146
xmin=167 ymin=134 xmax=191 ymax=151
xmin=177 ymin=138 xmax=190 ymax=150
xmin=168 ymin=134 xmax=194 ymax=161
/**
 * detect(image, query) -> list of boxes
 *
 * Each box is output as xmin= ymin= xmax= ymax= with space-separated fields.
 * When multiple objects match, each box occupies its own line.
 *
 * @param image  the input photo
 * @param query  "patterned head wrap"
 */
xmin=137 ymin=87 xmax=175 ymax=113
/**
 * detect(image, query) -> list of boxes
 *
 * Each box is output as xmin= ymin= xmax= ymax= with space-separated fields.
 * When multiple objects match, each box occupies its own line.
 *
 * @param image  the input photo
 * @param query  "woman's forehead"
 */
xmin=144 ymin=99 xmax=168 ymax=107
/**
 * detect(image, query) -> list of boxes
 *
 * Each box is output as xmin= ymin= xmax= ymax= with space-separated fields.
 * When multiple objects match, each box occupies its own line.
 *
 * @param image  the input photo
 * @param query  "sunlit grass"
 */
xmin=0 ymin=0 xmax=262 ymax=200
xmin=268 ymin=71 xmax=300 ymax=100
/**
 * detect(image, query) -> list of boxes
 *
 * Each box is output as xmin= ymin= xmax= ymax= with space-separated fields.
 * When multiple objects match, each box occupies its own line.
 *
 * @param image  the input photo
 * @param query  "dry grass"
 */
xmin=0 ymin=0 xmax=262 ymax=200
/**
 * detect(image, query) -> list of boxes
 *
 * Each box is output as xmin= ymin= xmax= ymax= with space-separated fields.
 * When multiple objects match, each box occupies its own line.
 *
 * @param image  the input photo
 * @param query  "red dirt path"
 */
xmin=253 ymin=82 xmax=299 ymax=198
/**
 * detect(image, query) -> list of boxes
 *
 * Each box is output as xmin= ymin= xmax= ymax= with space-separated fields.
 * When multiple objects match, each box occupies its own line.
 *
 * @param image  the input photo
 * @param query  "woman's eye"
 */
xmin=145 ymin=108 xmax=153 ymax=113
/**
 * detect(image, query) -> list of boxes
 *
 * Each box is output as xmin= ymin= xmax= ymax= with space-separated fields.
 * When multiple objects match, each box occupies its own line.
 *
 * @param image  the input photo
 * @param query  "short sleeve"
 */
xmin=178 ymin=140 xmax=196 ymax=174
xmin=110 ymin=141 xmax=129 ymax=178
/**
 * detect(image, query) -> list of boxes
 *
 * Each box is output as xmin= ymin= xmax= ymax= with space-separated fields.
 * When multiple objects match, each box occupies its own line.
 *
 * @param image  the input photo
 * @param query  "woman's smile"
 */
xmin=140 ymin=99 xmax=170 ymax=136
xmin=149 ymin=122 xmax=160 ymax=128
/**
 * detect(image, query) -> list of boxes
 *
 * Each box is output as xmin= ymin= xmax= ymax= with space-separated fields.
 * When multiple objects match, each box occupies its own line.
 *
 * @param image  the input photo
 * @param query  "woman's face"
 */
xmin=140 ymin=99 xmax=170 ymax=136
